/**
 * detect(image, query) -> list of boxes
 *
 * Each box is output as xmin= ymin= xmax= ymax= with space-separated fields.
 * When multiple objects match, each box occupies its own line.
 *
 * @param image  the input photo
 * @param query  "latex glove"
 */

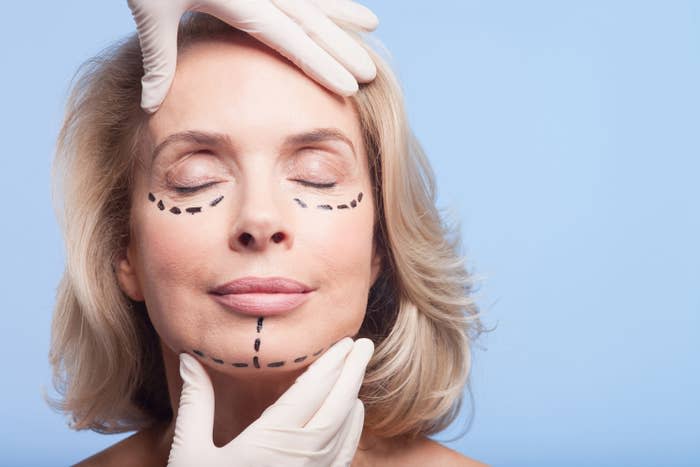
xmin=127 ymin=0 xmax=379 ymax=113
xmin=167 ymin=337 xmax=375 ymax=467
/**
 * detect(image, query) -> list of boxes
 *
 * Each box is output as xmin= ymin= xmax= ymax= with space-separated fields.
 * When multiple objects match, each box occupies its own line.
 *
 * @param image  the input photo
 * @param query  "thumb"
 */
xmin=170 ymin=353 xmax=215 ymax=455
xmin=128 ymin=0 xmax=185 ymax=113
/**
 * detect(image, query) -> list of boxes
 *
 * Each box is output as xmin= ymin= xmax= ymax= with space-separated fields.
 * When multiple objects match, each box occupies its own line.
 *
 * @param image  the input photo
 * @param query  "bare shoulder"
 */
xmin=73 ymin=425 xmax=169 ymax=467
xmin=414 ymin=438 xmax=489 ymax=467
xmin=357 ymin=434 xmax=488 ymax=467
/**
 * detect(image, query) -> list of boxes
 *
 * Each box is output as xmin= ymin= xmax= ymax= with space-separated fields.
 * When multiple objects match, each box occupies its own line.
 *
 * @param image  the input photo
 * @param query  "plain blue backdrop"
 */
xmin=1 ymin=1 xmax=698 ymax=466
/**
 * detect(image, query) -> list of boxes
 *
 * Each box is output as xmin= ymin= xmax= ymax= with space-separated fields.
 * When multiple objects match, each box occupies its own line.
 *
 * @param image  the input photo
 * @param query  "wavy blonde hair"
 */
xmin=47 ymin=12 xmax=485 ymax=441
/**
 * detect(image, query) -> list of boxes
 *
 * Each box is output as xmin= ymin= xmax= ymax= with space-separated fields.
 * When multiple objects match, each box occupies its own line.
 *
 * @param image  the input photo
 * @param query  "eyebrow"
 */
xmin=150 ymin=127 xmax=356 ymax=164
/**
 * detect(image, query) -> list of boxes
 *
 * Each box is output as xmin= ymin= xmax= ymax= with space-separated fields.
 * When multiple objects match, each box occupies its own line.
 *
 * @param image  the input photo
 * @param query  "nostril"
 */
xmin=271 ymin=232 xmax=285 ymax=243
xmin=239 ymin=232 xmax=254 ymax=246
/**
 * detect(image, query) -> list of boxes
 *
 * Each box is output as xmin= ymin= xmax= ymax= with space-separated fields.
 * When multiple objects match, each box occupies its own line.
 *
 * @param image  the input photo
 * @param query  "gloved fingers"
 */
xmin=128 ymin=0 xmax=186 ymax=113
xmin=253 ymin=337 xmax=354 ymax=428
xmin=310 ymin=0 xmax=379 ymax=32
xmin=271 ymin=0 xmax=377 ymax=83
xmin=330 ymin=399 xmax=366 ymax=467
xmin=305 ymin=338 xmax=374 ymax=431
xmin=228 ymin=399 xmax=363 ymax=462
xmin=200 ymin=0 xmax=361 ymax=96
xmin=171 ymin=353 xmax=216 ymax=451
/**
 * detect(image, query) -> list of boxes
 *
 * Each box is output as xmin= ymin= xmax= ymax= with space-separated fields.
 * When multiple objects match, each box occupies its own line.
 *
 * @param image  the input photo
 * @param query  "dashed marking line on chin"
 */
xmin=187 ymin=315 xmax=326 ymax=369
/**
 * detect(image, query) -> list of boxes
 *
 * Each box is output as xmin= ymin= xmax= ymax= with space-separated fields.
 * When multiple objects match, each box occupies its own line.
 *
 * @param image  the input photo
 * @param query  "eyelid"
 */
xmin=291 ymin=179 xmax=337 ymax=189
xmin=171 ymin=180 xmax=219 ymax=194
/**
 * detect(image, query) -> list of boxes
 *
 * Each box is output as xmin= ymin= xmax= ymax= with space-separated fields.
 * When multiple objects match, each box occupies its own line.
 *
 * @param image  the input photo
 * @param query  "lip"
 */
xmin=210 ymin=276 xmax=315 ymax=316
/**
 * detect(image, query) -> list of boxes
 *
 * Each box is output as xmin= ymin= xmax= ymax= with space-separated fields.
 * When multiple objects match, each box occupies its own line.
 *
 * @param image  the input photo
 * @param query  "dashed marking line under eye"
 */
xmin=147 ymin=192 xmax=224 ymax=216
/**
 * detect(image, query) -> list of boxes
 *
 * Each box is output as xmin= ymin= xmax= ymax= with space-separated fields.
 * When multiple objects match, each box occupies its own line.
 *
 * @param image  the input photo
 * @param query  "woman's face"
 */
xmin=117 ymin=35 xmax=381 ymax=376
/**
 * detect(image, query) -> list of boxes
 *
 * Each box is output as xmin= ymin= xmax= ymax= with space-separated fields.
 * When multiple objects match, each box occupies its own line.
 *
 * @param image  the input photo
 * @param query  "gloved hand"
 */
xmin=167 ymin=337 xmax=375 ymax=467
xmin=127 ymin=0 xmax=379 ymax=113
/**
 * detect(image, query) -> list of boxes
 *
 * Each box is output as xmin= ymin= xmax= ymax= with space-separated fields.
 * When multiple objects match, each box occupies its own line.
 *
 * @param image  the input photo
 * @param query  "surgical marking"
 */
xmin=292 ymin=192 xmax=364 ymax=213
xmin=187 ymin=315 xmax=325 ymax=370
xmin=147 ymin=192 xmax=225 ymax=216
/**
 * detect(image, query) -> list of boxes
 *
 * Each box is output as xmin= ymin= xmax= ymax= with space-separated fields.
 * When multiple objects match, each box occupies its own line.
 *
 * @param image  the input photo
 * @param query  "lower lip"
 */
xmin=211 ymin=292 xmax=313 ymax=316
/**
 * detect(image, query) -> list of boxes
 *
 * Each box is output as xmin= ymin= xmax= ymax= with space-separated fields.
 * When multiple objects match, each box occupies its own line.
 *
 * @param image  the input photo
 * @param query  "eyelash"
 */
xmin=173 ymin=181 xmax=218 ymax=194
xmin=291 ymin=179 xmax=337 ymax=189
xmin=172 ymin=179 xmax=336 ymax=194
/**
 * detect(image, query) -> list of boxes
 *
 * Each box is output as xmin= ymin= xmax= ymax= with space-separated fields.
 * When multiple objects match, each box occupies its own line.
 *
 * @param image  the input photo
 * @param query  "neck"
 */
xmin=154 ymin=340 xmax=383 ymax=464
xmin=161 ymin=341 xmax=309 ymax=446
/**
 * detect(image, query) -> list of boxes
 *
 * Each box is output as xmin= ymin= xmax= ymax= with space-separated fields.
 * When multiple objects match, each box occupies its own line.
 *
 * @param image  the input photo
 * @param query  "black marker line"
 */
xmin=253 ymin=356 xmax=260 ymax=369
xmin=157 ymin=200 xmax=165 ymax=211
xmin=185 ymin=206 xmax=202 ymax=214
xmin=350 ymin=200 xmax=357 ymax=208
xmin=169 ymin=207 xmax=181 ymax=215
xmin=212 ymin=357 xmax=224 ymax=364
xmin=294 ymin=355 xmax=308 ymax=363
xmin=337 ymin=204 xmax=349 ymax=209
xmin=312 ymin=348 xmax=324 ymax=356
xmin=254 ymin=338 xmax=260 ymax=352
xmin=233 ymin=362 xmax=249 ymax=367
xmin=257 ymin=317 xmax=264 ymax=333
xmin=148 ymin=192 xmax=156 ymax=202
xmin=193 ymin=349 xmax=205 ymax=357
xmin=317 ymin=204 xmax=333 ymax=210
xmin=210 ymin=195 xmax=224 ymax=207
xmin=294 ymin=198 xmax=307 ymax=208
xmin=268 ymin=361 xmax=285 ymax=368
xmin=358 ymin=192 xmax=363 ymax=202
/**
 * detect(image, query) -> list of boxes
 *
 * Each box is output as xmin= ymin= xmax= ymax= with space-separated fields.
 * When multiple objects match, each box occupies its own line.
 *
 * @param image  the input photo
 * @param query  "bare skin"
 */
xmin=74 ymin=422 xmax=488 ymax=467
xmin=75 ymin=342 xmax=489 ymax=466
xmin=75 ymin=26 xmax=490 ymax=467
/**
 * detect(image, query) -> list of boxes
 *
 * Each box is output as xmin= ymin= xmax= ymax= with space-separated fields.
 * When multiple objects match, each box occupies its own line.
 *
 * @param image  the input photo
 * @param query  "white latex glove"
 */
xmin=167 ymin=337 xmax=375 ymax=467
xmin=127 ymin=0 xmax=379 ymax=113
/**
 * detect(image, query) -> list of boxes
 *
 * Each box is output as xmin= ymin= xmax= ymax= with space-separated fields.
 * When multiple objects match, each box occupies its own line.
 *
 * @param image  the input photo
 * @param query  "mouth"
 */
xmin=210 ymin=276 xmax=315 ymax=316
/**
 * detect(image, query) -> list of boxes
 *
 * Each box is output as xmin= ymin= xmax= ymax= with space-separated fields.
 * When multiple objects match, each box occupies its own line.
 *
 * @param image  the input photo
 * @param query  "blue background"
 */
xmin=1 ymin=1 xmax=698 ymax=465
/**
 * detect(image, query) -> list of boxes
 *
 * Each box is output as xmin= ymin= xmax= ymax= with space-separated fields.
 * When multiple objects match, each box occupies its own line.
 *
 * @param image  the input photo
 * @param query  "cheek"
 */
xmin=134 ymin=192 xmax=226 ymax=292
xmin=296 ymin=197 xmax=375 ymax=322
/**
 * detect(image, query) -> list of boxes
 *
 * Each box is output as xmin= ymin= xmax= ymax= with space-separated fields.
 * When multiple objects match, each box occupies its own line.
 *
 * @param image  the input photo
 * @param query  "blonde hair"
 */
xmin=48 ymin=12 xmax=486 ymax=441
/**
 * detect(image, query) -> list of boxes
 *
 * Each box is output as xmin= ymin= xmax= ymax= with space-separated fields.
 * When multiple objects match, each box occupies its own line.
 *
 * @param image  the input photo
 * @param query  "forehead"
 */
xmin=147 ymin=35 xmax=361 ymax=153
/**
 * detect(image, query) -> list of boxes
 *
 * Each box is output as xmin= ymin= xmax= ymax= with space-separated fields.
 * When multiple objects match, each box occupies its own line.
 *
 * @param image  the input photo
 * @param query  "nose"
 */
xmin=229 ymin=184 xmax=293 ymax=253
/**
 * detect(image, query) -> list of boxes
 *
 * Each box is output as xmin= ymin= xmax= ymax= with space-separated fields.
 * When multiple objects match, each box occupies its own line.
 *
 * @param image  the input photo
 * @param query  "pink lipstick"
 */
xmin=210 ymin=276 xmax=314 ymax=316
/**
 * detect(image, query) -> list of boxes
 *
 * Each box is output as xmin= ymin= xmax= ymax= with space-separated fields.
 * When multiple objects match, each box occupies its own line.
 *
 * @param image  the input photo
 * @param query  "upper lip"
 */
xmin=210 ymin=276 xmax=314 ymax=295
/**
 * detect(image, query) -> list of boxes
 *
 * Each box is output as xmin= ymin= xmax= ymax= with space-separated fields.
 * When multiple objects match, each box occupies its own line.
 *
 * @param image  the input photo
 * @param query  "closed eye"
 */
xmin=292 ymin=179 xmax=336 ymax=189
xmin=172 ymin=181 xmax=218 ymax=194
